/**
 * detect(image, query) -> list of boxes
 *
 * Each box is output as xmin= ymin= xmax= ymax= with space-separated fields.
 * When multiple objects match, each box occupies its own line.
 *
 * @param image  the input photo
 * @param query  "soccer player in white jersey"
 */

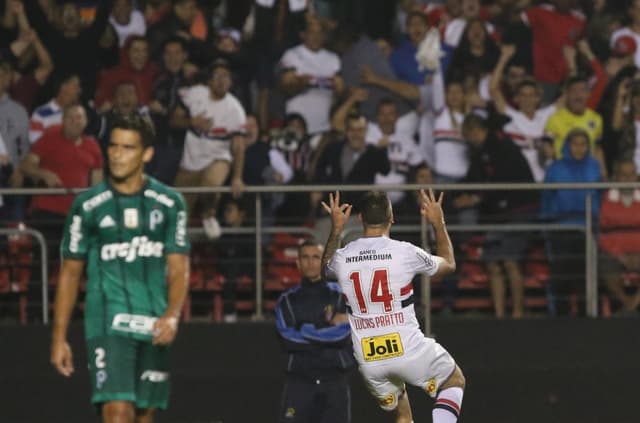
xmin=321 ymin=190 xmax=465 ymax=423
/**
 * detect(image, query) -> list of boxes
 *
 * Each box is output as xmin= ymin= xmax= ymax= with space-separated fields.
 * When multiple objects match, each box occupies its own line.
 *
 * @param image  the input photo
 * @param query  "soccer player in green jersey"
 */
xmin=50 ymin=114 xmax=191 ymax=423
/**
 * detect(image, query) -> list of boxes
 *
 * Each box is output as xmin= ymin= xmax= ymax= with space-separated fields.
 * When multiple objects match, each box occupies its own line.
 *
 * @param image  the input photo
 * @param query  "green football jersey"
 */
xmin=60 ymin=177 xmax=190 ymax=340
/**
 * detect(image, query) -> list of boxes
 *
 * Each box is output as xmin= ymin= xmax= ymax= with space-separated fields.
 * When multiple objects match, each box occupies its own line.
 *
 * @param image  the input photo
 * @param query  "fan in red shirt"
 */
xmin=521 ymin=1 xmax=585 ymax=85
xmin=20 ymin=104 xmax=103 ymax=218
xmin=599 ymin=159 xmax=640 ymax=313
xmin=95 ymin=35 xmax=159 ymax=111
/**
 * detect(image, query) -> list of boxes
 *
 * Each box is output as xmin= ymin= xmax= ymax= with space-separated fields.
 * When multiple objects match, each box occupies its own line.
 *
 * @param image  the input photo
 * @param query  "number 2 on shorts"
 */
xmin=349 ymin=269 xmax=393 ymax=313
xmin=95 ymin=347 xmax=106 ymax=369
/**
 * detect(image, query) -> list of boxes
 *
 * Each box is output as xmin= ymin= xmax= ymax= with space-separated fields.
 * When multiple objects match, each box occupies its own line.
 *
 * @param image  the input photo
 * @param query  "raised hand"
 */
xmin=500 ymin=44 xmax=516 ymax=59
xmin=420 ymin=188 xmax=445 ymax=226
xmin=321 ymin=191 xmax=352 ymax=232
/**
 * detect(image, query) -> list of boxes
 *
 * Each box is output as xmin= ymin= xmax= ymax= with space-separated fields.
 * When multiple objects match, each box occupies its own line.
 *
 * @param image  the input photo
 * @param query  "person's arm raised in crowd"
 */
xmin=578 ymin=40 xmax=607 ymax=110
xmin=489 ymin=44 xmax=516 ymax=114
xmin=330 ymin=87 xmax=368 ymax=133
xmin=612 ymin=81 xmax=629 ymax=131
xmin=361 ymin=64 xmax=420 ymax=101
xmin=85 ymin=0 xmax=115 ymax=41
xmin=24 ymin=0 xmax=56 ymax=40
xmin=31 ymin=29 xmax=54 ymax=85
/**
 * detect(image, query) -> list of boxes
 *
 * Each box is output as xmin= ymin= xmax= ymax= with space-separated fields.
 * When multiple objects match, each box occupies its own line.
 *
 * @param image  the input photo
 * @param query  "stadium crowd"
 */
xmin=1 ymin=0 xmax=640 ymax=318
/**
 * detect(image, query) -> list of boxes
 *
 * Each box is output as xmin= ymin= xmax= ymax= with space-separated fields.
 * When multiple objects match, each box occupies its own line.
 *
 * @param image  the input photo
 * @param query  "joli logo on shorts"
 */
xmin=361 ymin=333 xmax=404 ymax=362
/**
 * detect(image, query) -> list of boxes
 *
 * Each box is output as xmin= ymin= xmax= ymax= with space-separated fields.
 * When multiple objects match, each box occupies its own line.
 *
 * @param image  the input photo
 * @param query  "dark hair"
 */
xmin=110 ymin=114 xmax=155 ymax=148
xmin=297 ymin=239 xmax=322 ymax=254
xmin=162 ymin=35 xmax=188 ymax=52
xmin=376 ymin=97 xmax=397 ymax=114
xmin=208 ymin=58 xmax=231 ymax=75
xmin=408 ymin=162 xmax=431 ymax=183
xmin=52 ymin=73 xmax=79 ymax=96
xmin=360 ymin=191 xmax=392 ymax=226
xmin=406 ymin=11 xmax=429 ymax=26
xmin=515 ymin=78 xmax=539 ymax=94
xmin=564 ymin=75 xmax=589 ymax=90
xmin=284 ymin=113 xmax=308 ymax=133
xmin=462 ymin=113 xmax=488 ymax=132
xmin=346 ymin=112 xmax=366 ymax=129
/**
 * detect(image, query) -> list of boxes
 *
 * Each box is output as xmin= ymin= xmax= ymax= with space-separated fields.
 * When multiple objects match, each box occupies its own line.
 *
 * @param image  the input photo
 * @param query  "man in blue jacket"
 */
xmin=541 ymin=128 xmax=602 ymax=315
xmin=275 ymin=240 xmax=355 ymax=423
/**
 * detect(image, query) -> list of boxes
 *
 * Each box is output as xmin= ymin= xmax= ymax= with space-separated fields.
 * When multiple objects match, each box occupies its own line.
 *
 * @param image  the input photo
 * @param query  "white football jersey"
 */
xmin=327 ymin=236 xmax=442 ymax=366
xmin=365 ymin=122 xmax=424 ymax=204
xmin=178 ymin=86 xmax=246 ymax=171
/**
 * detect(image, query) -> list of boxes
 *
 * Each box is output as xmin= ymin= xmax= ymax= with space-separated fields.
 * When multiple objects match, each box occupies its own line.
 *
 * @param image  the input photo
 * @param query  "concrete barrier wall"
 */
xmin=1 ymin=319 xmax=637 ymax=423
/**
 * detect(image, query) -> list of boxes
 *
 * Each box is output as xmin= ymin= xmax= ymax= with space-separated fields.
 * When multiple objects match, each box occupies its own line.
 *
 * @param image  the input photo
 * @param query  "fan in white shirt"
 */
xmin=172 ymin=62 xmax=247 ymax=239
xmin=365 ymin=99 xmax=425 ymax=204
xmin=490 ymin=44 xmax=559 ymax=181
xmin=279 ymin=18 xmax=343 ymax=134
xmin=321 ymin=190 xmax=465 ymax=423
xmin=110 ymin=0 xmax=147 ymax=47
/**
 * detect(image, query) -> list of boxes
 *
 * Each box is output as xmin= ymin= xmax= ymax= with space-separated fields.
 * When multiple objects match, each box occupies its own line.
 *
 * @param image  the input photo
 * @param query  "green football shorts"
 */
xmin=86 ymin=335 xmax=171 ymax=409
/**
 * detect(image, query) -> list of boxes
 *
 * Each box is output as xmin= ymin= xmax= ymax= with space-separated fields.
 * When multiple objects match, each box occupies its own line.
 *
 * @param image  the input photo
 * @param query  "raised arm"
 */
xmin=612 ymin=81 xmax=629 ymax=131
xmin=85 ymin=0 xmax=115 ymax=41
xmin=420 ymin=189 xmax=456 ymax=276
xmin=489 ymin=44 xmax=516 ymax=114
xmin=330 ymin=87 xmax=368 ymax=132
xmin=320 ymin=191 xmax=352 ymax=276
xmin=51 ymin=258 xmax=84 ymax=377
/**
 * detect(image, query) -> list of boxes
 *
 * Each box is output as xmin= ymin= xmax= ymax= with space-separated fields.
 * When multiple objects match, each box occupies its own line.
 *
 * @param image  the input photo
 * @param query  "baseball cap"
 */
xmin=613 ymin=35 xmax=637 ymax=57
xmin=217 ymin=28 xmax=242 ymax=45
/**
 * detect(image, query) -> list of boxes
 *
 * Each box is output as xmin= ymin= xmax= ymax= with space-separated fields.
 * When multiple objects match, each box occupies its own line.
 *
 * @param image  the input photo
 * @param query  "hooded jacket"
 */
xmin=540 ymin=133 xmax=602 ymax=225
xmin=95 ymin=36 xmax=159 ymax=108
xmin=464 ymin=131 xmax=538 ymax=222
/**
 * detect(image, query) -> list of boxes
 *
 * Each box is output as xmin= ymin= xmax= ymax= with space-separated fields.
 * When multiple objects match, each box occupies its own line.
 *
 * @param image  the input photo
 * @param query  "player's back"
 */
xmin=329 ymin=236 xmax=439 ymax=365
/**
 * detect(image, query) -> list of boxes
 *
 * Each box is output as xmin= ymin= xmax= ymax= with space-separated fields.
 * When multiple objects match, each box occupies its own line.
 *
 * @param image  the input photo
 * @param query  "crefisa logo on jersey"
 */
xmin=361 ymin=332 xmax=404 ymax=362
xmin=101 ymin=236 xmax=164 ymax=262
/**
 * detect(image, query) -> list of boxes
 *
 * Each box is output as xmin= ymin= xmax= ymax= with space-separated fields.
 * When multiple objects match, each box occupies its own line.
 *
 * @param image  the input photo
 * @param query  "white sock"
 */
xmin=432 ymin=387 xmax=463 ymax=423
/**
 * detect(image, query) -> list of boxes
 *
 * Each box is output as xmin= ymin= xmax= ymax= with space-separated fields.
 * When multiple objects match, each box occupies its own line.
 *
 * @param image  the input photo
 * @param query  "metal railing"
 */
xmin=2 ymin=182 xmax=638 ymax=324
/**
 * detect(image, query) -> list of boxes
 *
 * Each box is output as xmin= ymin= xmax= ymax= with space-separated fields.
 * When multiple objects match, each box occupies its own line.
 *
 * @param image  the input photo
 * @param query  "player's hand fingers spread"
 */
xmin=344 ymin=205 xmax=353 ymax=220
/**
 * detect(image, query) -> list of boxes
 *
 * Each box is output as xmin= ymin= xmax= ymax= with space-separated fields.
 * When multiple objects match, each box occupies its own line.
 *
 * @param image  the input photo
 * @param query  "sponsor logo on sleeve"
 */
xmin=69 ymin=215 xmax=82 ymax=253
xmin=176 ymin=211 xmax=187 ymax=247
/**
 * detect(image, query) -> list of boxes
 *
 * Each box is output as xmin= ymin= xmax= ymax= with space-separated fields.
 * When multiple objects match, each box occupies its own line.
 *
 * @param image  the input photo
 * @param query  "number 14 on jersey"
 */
xmin=349 ymin=269 xmax=393 ymax=314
